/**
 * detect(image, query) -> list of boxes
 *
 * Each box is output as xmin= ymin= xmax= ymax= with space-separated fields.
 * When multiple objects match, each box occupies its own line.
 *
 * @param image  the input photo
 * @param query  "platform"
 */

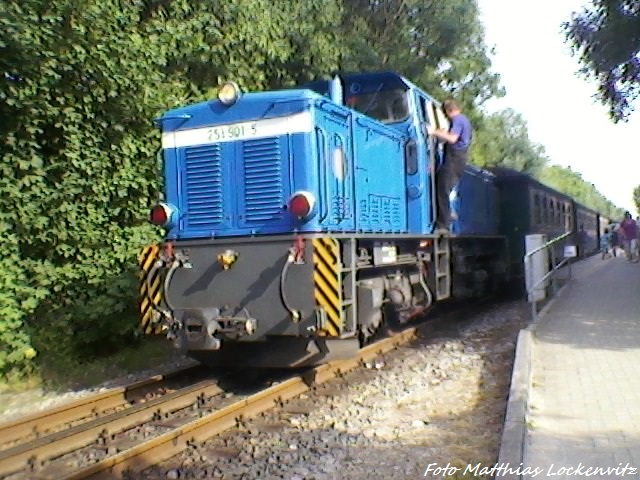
xmin=498 ymin=254 xmax=640 ymax=480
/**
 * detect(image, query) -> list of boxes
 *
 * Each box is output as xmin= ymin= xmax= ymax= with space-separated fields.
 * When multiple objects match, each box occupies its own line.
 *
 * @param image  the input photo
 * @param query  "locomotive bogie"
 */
xmin=449 ymin=237 xmax=509 ymax=299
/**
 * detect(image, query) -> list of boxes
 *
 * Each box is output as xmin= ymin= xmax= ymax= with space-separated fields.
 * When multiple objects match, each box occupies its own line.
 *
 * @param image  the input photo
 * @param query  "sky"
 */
xmin=477 ymin=0 xmax=640 ymax=216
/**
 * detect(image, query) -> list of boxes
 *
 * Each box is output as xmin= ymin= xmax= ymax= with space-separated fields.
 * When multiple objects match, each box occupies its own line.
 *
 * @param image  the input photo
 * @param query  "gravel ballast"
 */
xmin=139 ymin=299 xmax=529 ymax=480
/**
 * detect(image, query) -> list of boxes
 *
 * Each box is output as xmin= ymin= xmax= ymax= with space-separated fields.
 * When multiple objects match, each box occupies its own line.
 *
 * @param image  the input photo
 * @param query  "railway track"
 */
xmin=0 ymin=328 xmax=419 ymax=480
xmin=0 ymin=363 xmax=209 ymax=478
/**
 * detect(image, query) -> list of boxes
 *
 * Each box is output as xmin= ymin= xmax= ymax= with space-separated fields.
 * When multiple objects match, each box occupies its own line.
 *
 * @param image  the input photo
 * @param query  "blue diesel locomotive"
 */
xmin=139 ymin=71 xmax=599 ymax=368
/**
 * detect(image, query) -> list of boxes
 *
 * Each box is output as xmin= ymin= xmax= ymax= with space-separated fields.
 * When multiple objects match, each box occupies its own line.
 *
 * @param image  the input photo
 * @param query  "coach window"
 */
xmin=533 ymin=193 xmax=541 ymax=225
xmin=557 ymin=202 xmax=562 ymax=225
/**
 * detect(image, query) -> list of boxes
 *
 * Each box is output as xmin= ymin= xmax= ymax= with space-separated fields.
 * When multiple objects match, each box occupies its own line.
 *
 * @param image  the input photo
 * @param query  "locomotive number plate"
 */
xmin=206 ymin=122 xmax=258 ymax=142
xmin=162 ymin=111 xmax=313 ymax=148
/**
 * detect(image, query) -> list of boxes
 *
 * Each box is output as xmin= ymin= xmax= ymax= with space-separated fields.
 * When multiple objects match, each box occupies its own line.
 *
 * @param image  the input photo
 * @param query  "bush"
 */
xmin=0 ymin=0 xmax=344 ymax=377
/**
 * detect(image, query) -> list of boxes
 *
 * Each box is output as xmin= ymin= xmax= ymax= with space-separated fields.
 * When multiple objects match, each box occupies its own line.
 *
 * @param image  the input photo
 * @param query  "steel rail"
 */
xmin=0 ymin=378 xmax=222 ymax=478
xmin=59 ymin=328 xmax=419 ymax=480
xmin=0 ymin=365 xmax=200 ymax=465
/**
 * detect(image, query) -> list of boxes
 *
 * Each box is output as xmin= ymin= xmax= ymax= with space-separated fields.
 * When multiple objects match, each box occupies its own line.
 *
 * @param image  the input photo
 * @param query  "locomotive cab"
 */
xmin=305 ymin=72 xmax=448 ymax=234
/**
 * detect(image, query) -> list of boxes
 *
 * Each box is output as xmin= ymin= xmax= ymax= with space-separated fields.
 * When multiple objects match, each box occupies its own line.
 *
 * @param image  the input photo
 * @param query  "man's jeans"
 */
xmin=623 ymin=238 xmax=638 ymax=261
xmin=436 ymin=147 xmax=467 ymax=229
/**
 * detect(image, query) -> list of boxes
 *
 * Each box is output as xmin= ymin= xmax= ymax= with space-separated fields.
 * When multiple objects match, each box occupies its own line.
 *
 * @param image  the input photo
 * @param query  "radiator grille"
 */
xmin=242 ymin=138 xmax=284 ymax=223
xmin=184 ymin=144 xmax=223 ymax=228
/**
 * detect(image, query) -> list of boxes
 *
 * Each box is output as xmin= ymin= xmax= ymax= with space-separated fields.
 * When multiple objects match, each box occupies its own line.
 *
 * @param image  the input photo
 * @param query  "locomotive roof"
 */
xmin=303 ymin=71 xmax=441 ymax=104
xmin=156 ymin=88 xmax=326 ymax=129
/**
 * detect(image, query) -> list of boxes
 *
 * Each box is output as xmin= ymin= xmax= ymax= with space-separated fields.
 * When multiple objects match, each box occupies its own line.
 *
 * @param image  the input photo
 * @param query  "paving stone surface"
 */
xmin=524 ymin=255 xmax=640 ymax=480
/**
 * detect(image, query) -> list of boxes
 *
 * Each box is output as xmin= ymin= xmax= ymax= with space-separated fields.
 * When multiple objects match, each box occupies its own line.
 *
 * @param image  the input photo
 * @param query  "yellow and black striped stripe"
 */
xmin=312 ymin=237 xmax=343 ymax=336
xmin=139 ymin=244 xmax=164 ymax=334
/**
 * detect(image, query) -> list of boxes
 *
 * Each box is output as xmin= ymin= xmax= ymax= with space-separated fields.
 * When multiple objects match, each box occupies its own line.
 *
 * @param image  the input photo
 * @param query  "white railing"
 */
xmin=524 ymin=231 xmax=574 ymax=321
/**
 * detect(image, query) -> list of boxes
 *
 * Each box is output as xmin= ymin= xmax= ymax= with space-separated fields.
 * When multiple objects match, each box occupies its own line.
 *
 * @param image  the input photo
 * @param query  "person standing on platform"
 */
xmin=620 ymin=212 xmax=638 ymax=262
xmin=600 ymin=227 xmax=612 ymax=259
xmin=610 ymin=223 xmax=619 ymax=257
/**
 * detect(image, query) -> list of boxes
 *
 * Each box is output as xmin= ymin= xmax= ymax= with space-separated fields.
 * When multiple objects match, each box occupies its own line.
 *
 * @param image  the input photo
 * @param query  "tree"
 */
xmin=339 ymin=0 xmax=504 ymax=107
xmin=471 ymin=109 xmax=548 ymax=175
xmin=538 ymin=165 xmax=623 ymax=219
xmin=563 ymin=0 xmax=640 ymax=122
xmin=633 ymin=185 xmax=640 ymax=215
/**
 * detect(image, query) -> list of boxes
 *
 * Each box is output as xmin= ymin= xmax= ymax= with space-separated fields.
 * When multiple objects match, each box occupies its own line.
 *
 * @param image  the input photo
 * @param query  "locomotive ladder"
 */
xmin=434 ymin=236 xmax=452 ymax=300
xmin=339 ymin=238 xmax=358 ymax=337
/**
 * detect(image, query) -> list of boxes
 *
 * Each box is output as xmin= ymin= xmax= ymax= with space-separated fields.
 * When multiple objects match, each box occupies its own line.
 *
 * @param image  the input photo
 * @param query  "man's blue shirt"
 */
xmin=449 ymin=113 xmax=472 ymax=150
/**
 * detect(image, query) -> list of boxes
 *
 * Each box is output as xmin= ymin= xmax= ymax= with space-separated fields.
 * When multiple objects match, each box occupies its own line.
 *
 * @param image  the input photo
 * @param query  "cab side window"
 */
xmin=417 ymin=95 xmax=428 ymax=123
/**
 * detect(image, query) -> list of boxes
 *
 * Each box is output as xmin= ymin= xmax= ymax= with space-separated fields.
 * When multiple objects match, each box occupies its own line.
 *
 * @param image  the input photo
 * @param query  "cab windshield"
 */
xmin=346 ymin=88 xmax=410 ymax=124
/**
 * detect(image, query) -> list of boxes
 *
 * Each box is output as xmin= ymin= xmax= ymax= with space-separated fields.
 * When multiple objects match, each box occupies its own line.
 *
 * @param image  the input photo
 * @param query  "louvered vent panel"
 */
xmin=242 ymin=138 xmax=284 ymax=222
xmin=184 ymin=145 xmax=223 ymax=228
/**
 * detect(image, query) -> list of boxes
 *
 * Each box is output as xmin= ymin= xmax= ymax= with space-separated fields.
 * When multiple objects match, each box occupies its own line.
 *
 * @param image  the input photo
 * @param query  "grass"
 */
xmin=0 ymin=336 xmax=181 ymax=415
xmin=43 ymin=336 xmax=181 ymax=389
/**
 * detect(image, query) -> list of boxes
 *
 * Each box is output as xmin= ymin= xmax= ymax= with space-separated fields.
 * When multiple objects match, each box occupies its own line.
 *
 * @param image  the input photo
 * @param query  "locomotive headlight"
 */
xmin=217 ymin=249 xmax=239 ymax=270
xmin=150 ymin=202 xmax=178 ymax=228
xmin=218 ymin=81 xmax=242 ymax=106
xmin=288 ymin=191 xmax=316 ymax=219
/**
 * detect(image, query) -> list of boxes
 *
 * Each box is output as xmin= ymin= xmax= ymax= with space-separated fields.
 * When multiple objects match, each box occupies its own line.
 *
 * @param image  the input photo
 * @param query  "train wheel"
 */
xmin=359 ymin=308 xmax=382 ymax=345
xmin=382 ymin=303 xmax=404 ymax=335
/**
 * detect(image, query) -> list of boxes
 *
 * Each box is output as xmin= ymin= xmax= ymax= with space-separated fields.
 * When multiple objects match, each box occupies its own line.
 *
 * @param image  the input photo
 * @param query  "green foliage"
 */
xmin=537 ymin=165 xmax=623 ymax=219
xmin=563 ymin=1 xmax=640 ymax=122
xmin=0 ymin=0 xmax=344 ymax=376
xmin=1 ymin=0 xmax=171 ymax=375
xmin=339 ymin=0 xmax=504 ymax=106
xmin=471 ymin=109 xmax=548 ymax=175
xmin=633 ymin=185 xmax=640 ymax=216
xmin=0 ymin=231 xmax=47 ymax=374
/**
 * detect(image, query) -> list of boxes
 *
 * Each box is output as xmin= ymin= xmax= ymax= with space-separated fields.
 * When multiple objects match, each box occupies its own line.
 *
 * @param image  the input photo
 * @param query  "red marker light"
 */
xmin=150 ymin=203 xmax=172 ymax=226
xmin=288 ymin=191 xmax=315 ymax=219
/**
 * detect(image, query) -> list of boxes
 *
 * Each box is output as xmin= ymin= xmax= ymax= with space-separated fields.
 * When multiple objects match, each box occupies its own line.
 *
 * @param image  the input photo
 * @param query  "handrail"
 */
xmin=524 ymin=231 xmax=574 ymax=321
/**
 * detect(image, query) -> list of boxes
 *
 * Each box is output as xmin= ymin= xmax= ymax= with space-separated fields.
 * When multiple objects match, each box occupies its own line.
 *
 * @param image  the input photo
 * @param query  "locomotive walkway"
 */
xmin=498 ymin=253 xmax=640 ymax=480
